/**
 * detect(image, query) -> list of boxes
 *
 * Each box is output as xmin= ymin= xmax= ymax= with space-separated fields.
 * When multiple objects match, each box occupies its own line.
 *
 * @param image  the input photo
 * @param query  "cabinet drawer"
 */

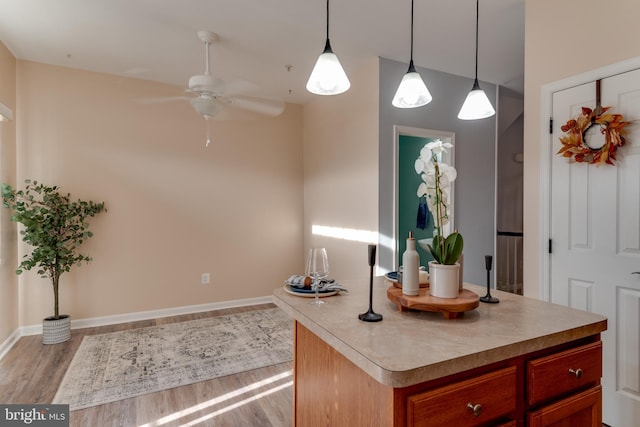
xmin=407 ymin=366 xmax=517 ymax=427
xmin=527 ymin=341 xmax=602 ymax=406
xmin=527 ymin=385 xmax=602 ymax=426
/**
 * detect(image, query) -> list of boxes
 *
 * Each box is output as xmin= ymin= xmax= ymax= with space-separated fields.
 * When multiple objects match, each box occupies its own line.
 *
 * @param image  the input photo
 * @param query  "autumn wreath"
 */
xmin=557 ymin=106 xmax=630 ymax=165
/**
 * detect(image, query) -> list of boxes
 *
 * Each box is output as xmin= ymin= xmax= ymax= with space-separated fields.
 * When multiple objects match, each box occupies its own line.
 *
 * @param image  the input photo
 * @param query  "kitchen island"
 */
xmin=273 ymin=276 xmax=607 ymax=426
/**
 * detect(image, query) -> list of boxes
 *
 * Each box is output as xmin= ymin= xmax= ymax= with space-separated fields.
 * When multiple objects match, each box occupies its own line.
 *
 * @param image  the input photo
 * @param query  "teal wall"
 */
xmin=397 ymin=135 xmax=435 ymax=268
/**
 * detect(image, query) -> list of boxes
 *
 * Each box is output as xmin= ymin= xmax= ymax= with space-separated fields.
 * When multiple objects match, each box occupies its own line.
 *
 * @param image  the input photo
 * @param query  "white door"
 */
xmin=550 ymin=68 xmax=640 ymax=427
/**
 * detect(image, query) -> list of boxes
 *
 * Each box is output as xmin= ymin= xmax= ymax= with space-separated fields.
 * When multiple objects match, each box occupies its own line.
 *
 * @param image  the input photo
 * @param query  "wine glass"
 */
xmin=305 ymin=248 xmax=329 ymax=305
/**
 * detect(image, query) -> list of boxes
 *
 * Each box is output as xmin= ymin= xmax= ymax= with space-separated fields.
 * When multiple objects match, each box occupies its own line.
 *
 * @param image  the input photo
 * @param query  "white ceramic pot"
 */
xmin=428 ymin=261 xmax=460 ymax=299
xmin=458 ymin=253 xmax=464 ymax=291
xmin=42 ymin=315 xmax=71 ymax=345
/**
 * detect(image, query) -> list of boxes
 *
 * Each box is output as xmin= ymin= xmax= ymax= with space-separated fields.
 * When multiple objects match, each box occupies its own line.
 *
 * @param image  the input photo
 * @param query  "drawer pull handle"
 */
xmin=467 ymin=402 xmax=483 ymax=417
xmin=569 ymin=368 xmax=583 ymax=378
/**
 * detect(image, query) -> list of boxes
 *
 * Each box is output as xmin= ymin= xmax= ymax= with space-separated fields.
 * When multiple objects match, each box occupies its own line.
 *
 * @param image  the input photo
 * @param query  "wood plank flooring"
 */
xmin=0 ymin=303 xmax=293 ymax=427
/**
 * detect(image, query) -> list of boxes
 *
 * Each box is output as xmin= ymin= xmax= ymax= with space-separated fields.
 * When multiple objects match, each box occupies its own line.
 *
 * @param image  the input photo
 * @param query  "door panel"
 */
xmin=618 ymin=287 xmax=640 ymax=395
xmin=551 ymin=68 xmax=640 ymax=426
xmin=568 ymin=278 xmax=593 ymax=312
xmin=618 ymin=157 xmax=640 ymax=254
xmin=568 ymin=164 xmax=590 ymax=249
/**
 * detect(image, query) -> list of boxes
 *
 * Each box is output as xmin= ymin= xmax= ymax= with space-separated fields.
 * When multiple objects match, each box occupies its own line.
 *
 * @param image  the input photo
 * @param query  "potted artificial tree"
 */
xmin=1 ymin=180 xmax=106 ymax=344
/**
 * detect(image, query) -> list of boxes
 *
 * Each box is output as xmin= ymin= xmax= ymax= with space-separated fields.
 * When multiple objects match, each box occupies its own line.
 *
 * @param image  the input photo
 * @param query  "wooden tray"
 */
xmin=386 ymin=279 xmax=429 ymax=289
xmin=387 ymin=286 xmax=479 ymax=319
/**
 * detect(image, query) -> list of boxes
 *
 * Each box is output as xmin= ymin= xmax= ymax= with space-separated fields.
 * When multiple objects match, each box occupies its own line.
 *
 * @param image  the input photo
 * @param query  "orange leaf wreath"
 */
xmin=557 ymin=106 xmax=630 ymax=165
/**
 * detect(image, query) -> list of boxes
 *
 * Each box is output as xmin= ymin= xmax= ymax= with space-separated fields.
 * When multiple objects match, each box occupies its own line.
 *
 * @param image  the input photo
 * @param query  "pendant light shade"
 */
xmin=306 ymin=0 xmax=350 ymax=95
xmin=458 ymin=0 xmax=495 ymax=120
xmin=458 ymin=79 xmax=495 ymax=120
xmin=392 ymin=64 xmax=432 ymax=108
xmin=392 ymin=0 xmax=432 ymax=108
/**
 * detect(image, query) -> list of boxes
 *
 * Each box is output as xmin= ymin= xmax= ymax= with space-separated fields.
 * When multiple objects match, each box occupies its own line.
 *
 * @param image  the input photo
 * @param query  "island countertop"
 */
xmin=272 ymin=276 xmax=607 ymax=388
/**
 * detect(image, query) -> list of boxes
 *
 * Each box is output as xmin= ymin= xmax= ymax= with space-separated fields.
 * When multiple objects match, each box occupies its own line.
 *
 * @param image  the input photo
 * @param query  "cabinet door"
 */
xmin=527 ymin=385 xmax=602 ymax=427
xmin=407 ymin=366 xmax=517 ymax=427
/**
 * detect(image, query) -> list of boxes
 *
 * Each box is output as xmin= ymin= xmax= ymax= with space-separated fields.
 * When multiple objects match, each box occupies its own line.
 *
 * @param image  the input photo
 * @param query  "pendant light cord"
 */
xmin=326 ymin=0 xmax=330 ymax=40
xmin=474 ymin=0 xmax=479 ymax=80
xmin=410 ymin=0 xmax=414 ymax=62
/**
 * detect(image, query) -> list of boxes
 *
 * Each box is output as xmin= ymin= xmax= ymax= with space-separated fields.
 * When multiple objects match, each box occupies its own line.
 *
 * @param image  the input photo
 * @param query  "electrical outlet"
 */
xmin=201 ymin=273 xmax=210 ymax=285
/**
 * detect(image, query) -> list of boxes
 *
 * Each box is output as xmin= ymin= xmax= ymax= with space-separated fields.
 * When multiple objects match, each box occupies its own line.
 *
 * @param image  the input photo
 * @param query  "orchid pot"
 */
xmin=428 ymin=261 xmax=460 ymax=299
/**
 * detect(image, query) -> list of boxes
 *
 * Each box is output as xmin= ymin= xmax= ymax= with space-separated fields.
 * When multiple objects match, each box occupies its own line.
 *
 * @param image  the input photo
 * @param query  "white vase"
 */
xmin=429 ymin=261 xmax=460 ymax=299
xmin=402 ymin=233 xmax=420 ymax=296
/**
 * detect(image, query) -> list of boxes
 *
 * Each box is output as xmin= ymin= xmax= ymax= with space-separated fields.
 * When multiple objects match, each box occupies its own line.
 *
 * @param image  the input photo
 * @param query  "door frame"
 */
xmin=391 ymin=125 xmax=455 ymax=271
xmin=539 ymin=56 xmax=640 ymax=301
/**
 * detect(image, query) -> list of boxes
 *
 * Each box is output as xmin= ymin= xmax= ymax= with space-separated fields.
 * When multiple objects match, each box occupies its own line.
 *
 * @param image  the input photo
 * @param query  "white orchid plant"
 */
xmin=414 ymin=140 xmax=463 ymax=265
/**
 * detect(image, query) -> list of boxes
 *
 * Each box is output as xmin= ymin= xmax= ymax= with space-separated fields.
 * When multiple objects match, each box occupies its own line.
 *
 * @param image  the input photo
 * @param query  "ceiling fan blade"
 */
xmin=218 ymin=78 xmax=263 ymax=97
xmin=136 ymin=96 xmax=190 ymax=104
xmin=227 ymin=96 xmax=285 ymax=117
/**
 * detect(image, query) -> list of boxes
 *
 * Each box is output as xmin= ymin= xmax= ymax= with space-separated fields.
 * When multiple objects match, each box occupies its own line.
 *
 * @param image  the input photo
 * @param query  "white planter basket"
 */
xmin=42 ymin=315 xmax=71 ymax=345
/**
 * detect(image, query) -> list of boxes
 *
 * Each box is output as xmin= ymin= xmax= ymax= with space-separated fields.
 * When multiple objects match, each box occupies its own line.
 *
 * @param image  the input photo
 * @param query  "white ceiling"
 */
xmin=0 ymin=0 xmax=524 ymax=105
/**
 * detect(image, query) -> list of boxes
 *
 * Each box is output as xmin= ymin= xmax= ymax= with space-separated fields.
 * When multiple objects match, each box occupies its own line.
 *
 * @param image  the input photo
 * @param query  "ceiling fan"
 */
xmin=148 ymin=30 xmax=285 ymax=146
xmin=188 ymin=31 xmax=285 ymax=118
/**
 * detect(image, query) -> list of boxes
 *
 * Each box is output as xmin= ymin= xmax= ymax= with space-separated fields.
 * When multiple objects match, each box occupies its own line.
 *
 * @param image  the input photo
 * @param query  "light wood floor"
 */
xmin=0 ymin=303 xmax=293 ymax=427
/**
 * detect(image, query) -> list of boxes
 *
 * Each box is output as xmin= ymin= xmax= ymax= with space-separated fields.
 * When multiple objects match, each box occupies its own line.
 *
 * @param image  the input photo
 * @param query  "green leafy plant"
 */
xmin=1 ymin=180 xmax=106 ymax=319
xmin=415 ymin=140 xmax=464 ymax=265
xmin=428 ymin=232 xmax=464 ymax=265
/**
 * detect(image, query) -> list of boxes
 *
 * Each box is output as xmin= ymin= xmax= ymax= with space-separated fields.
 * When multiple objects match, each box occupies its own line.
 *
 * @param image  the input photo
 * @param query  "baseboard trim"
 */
xmin=69 ymin=296 xmax=275 ymax=330
xmin=1 ymin=295 xmax=275 ymax=357
xmin=0 ymin=328 xmax=22 ymax=361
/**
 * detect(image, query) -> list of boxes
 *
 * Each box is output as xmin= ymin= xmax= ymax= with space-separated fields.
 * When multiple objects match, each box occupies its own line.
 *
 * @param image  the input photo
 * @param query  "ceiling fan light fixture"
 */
xmin=392 ymin=61 xmax=432 ymax=108
xmin=458 ymin=0 xmax=495 ymax=120
xmin=190 ymin=97 xmax=220 ymax=117
xmin=306 ymin=0 xmax=350 ymax=95
xmin=393 ymin=0 xmax=431 ymax=109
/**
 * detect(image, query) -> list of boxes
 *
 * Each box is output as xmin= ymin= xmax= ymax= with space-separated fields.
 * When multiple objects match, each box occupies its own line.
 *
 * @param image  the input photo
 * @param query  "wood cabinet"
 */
xmin=293 ymin=322 xmax=603 ymax=426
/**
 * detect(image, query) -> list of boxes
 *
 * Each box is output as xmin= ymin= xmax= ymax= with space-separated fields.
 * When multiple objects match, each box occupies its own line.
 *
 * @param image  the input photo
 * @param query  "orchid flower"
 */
xmin=414 ymin=139 xmax=462 ymax=264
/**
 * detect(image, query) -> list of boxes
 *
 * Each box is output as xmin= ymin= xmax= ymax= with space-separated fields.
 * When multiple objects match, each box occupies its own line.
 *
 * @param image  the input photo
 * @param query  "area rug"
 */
xmin=52 ymin=308 xmax=292 ymax=411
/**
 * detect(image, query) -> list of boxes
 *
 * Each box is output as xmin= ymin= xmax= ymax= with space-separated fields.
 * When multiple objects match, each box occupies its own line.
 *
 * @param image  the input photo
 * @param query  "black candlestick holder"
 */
xmin=480 ymin=255 xmax=499 ymax=304
xmin=359 ymin=244 xmax=383 ymax=322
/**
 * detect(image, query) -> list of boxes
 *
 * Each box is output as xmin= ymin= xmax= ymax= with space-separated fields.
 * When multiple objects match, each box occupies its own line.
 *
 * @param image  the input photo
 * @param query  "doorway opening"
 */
xmin=496 ymin=87 xmax=524 ymax=295
xmin=392 ymin=126 xmax=454 ymax=271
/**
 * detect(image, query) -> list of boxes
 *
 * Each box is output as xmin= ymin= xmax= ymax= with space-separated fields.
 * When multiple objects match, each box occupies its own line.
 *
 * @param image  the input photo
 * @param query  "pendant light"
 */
xmin=306 ymin=0 xmax=350 ymax=95
xmin=392 ymin=0 xmax=432 ymax=108
xmin=457 ymin=0 xmax=495 ymax=120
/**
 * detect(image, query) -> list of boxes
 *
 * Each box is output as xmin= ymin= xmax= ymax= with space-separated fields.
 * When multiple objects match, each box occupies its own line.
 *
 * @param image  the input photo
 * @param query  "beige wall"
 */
xmin=303 ymin=58 xmax=379 ymax=280
xmin=523 ymin=0 xmax=640 ymax=297
xmin=13 ymin=60 xmax=303 ymax=326
xmin=0 ymin=42 xmax=17 ymax=342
